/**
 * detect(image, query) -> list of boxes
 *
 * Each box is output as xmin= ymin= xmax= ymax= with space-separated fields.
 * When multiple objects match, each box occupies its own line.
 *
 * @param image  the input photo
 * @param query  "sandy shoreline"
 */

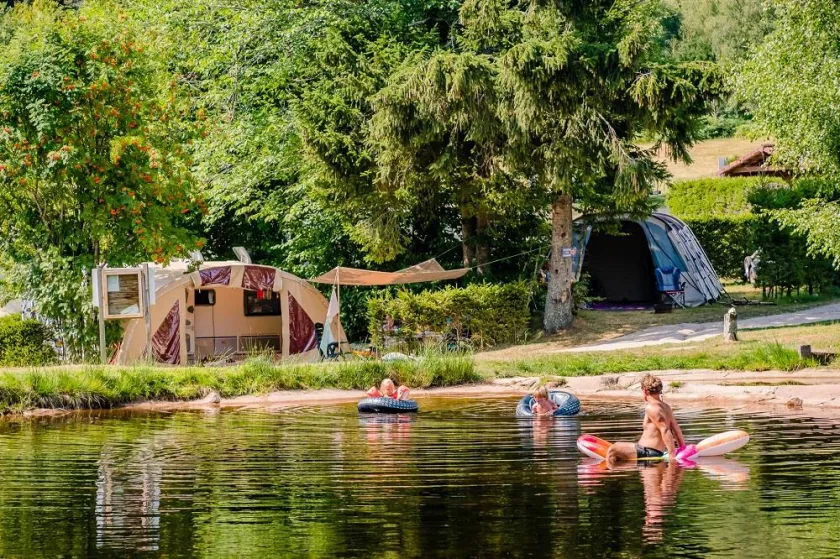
xmin=56 ymin=367 xmax=837 ymax=418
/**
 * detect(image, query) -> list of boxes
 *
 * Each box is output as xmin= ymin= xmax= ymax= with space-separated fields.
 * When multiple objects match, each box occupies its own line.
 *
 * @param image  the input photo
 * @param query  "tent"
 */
xmin=117 ymin=261 xmax=345 ymax=365
xmin=575 ymin=212 xmax=722 ymax=307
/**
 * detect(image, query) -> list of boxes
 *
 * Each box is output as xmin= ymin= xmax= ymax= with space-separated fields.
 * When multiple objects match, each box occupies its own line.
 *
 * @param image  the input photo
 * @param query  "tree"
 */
xmin=0 ymin=1 xmax=201 ymax=357
xmin=737 ymin=0 xmax=840 ymax=266
xmin=369 ymin=0 xmax=721 ymax=332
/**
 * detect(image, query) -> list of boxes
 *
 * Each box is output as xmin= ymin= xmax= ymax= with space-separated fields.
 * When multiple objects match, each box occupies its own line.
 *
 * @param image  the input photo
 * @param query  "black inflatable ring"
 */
xmin=358 ymin=397 xmax=419 ymax=413
xmin=515 ymin=390 xmax=581 ymax=417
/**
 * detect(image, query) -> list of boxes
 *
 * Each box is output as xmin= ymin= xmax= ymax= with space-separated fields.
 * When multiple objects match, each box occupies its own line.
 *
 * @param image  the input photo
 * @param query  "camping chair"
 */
xmin=314 ymin=322 xmax=340 ymax=360
xmin=655 ymin=267 xmax=686 ymax=308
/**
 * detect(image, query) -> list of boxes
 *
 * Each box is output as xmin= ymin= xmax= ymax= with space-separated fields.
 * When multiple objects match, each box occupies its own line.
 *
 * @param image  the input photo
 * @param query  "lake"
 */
xmin=0 ymin=397 xmax=838 ymax=557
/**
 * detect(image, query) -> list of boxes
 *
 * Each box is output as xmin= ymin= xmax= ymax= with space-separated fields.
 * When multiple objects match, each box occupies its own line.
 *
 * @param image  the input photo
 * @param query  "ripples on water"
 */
xmin=0 ymin=397 xmax=839 ymax=557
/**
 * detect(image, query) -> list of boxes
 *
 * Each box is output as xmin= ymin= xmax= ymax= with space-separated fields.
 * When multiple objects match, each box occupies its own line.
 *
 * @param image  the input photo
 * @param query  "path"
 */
xmin=554 ymin=302 xmax=840 ymax=353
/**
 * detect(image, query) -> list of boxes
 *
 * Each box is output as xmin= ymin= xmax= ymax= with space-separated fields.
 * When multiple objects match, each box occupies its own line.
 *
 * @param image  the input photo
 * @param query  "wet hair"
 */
xmin=641 ymin=374 xmax=663 ymax=395
xmin=534 ymin=385 xmax=549 ymax=399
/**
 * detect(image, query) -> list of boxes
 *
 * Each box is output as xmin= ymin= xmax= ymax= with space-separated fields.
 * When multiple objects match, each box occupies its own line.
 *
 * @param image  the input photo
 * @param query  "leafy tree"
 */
xmin=0 ymin=1 xmax=201 ymax=357
xmin=737 ymin=0 xmax=840 ymax=266
xmin=370 ymin=0 xmax=721 ymax=332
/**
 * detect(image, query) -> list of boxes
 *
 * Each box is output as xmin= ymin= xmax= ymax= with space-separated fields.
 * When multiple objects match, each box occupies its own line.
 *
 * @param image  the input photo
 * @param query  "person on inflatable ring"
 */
xmin=366 ymin=378 xmax=410 ymax=400
xmin=606 ymin=374 xmax=686 ymax=465
xmin=531 ymin=385 xmax=559 ymax=416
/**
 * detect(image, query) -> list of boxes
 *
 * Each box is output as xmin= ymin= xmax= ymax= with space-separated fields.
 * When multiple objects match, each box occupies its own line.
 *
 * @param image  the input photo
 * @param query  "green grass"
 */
xmin=0 ymin=352 xmax=479 ymax=413
xmin=478 ymin=342 xmax=818 ymax=378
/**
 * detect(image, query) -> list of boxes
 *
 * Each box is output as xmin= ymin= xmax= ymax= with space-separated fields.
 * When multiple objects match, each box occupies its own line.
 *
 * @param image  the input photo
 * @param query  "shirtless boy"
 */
xmin=606 ymin=374 xmax=685 ymax=465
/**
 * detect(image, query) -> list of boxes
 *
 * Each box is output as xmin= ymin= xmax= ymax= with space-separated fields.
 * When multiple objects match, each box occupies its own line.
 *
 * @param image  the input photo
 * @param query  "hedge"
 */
xmin=667 ymin=177 xmax=762 ymax=218
xmin=368 ymin=282 xmax=532 ymax=350
xmin=684 ymin=215 xmax=759 ymax=278
xmin=0 ymin=315 xmax=56 ymax=367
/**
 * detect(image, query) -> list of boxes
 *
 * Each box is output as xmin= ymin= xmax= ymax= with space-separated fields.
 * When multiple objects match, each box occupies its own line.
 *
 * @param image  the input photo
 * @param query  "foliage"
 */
xmin=368 ymin=282 xmax=532 ymax=350
xmin=736 ymin=0 xmax=840 ymax=266
xmin=682 ymin=181 xmax=839 ymax=291
xmin=0 ymin=352 xmax=479 ymax=412
xmin=667 ymin=177 xmax=761 ymax=218
xmin=664 ymin=0 xmax=775 ymax=66
xmin=0 ymin=1 xmax=201 ymax=358
xmin=0 ymin=314 xmax=55 ymax=367
xmin=572 ymin=273 xmax=601 ymax=313
xmin=683 ymin=215 xmax=757 ymax=278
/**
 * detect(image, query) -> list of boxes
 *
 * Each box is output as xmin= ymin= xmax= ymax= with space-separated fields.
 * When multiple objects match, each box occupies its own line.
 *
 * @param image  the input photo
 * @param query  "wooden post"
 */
xmin=97 ymin=265 xmax=107 ymax=364
xmin=798 ymin=345 xmax=812 ymax=359
xmin=723 ymin=307 xmax=738 ymax=342
xmin=142 ymin=263 xmax=153 ymax=360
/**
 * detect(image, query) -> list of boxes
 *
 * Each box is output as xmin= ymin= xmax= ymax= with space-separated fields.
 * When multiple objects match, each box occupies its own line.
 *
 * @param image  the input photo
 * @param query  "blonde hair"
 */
xmin=534 ymin=385 xmax=549 ymax=399
xmin=641 ymin=374 xmax=663 ymax=395
xmin=380 ymin=378 xmax=396 ymax=393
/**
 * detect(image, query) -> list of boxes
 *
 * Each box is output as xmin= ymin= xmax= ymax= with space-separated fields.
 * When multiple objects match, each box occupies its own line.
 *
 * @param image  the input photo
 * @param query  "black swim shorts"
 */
xmin=635 ymin=444 xmax=664 ymax=459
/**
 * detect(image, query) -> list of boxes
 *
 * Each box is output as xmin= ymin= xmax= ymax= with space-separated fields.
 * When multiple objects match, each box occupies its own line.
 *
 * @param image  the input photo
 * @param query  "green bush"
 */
xmin=684 ymin=215 xmax=759 ymax=278
xmin=0 ymin=315 xmax=56 ymax=367
xmin=368 ymin=282 xmax=532 ymax=350
xmin=667 ymin=177 xmax=762 ymax=218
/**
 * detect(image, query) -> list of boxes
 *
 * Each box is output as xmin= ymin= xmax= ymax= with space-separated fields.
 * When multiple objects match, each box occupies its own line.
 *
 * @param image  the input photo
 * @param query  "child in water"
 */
xmin=531 ymin=385 xmax=558 ymax=416
xmin=366 ymin=378 xmax=410 ymax=400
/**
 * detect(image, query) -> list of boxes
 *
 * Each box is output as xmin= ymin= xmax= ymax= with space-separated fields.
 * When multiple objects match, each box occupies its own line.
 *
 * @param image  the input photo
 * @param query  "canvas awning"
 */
xmin=311 ymin=259 xmax=469 ymax=286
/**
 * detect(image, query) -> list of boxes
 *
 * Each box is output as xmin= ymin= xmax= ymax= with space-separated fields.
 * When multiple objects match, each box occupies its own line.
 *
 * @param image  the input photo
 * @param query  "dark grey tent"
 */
xmin=575 ymin=213 xmax=723 ymax=307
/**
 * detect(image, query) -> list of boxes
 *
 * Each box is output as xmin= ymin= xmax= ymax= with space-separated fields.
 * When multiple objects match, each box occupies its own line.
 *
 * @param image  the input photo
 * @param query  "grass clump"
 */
xmin=0 ymin=352 xmax=479 ymax=413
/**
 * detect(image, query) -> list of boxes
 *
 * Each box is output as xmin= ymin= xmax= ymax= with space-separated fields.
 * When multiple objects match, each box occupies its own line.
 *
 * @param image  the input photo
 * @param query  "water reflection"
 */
xmin=0 ymin=399 xmax=835 ymax=557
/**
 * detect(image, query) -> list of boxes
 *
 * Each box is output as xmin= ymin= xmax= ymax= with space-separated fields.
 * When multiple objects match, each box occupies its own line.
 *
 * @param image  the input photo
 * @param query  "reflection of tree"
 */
xmin=0 ymin=405 xmax=836 ymax=556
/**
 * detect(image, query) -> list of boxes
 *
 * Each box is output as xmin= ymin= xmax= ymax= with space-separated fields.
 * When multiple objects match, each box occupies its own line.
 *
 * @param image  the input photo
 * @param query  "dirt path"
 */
xmin=542 ymin=302 xmax=840 ymax=354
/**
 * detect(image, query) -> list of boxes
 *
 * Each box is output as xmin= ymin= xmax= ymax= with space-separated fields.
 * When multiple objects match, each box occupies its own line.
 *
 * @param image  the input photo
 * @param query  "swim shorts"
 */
xmin=635 ymin=444 xmax=664 ymax=459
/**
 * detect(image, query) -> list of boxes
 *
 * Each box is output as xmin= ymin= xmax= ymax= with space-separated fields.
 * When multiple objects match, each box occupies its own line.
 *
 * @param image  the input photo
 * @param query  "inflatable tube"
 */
xmin=357 ymin=397 xmax=419 ymax=414
xmin=576 ymin=429 xmax=749 ymax=461
xmin=515 ymin=390 xmax=581 ymax=417
xmin=577 ymin=434 xmax=612 ymax=460
xmin=694 ymin=429 xmax=750 ymax=457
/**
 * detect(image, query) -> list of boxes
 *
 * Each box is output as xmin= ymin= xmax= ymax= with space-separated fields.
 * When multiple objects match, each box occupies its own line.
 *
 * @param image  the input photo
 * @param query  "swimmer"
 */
xmin=606 ymin=374 xmax=685 ymax=465
xmin=366 ymin=378 xmax=410 ymax=400
xmin=531 ymin=385 xmax=559 ymax=416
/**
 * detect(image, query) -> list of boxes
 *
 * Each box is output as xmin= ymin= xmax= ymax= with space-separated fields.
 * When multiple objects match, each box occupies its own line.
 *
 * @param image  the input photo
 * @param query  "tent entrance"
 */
xmin=581 ymin=221 xmax=658 ymax=304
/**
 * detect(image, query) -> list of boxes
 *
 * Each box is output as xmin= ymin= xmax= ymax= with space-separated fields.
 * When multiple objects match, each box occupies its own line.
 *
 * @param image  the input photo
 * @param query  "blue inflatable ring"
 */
xmin=357 ymin=397 xmax=419 ymax=413
xmin=516 ymin=390 xmax=580 ymax=417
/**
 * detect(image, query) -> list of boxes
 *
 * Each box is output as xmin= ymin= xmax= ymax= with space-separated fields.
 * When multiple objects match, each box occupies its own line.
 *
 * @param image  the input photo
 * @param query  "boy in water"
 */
xmin=606 ymin=374 xmax=685 ymax=465
xmin=366 ymin=378 xmax=410 ymax=400
xmin=531 ymin=385 xmax=559 ymax=416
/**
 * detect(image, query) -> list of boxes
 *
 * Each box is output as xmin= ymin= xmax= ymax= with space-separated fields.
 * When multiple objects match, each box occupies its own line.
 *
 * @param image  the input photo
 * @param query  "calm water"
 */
xmin=0 ymin=398 xmax=839 ymax=558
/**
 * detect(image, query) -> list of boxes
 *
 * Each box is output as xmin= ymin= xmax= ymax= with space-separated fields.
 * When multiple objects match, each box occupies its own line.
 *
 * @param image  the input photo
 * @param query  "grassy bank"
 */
xmin=479 ymin=342 xmax=817 ymax=379
xmin=0 ymin=353 xmax=478 ymax=413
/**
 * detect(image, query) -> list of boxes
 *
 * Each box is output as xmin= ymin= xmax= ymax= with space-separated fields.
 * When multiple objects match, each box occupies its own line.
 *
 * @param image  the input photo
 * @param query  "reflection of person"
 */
xmin=531 ymin=385 xmax=558 ymax=416
xmin=641 ymin=462 xmax=684 ymax=543
xmin=366 ymin=378 xmax=410 ymax=400
xmin=606 ymin=374 xmax=685 ymax=465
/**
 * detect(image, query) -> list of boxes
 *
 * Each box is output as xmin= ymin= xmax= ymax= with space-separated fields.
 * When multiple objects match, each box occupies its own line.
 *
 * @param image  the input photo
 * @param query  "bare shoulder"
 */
xmin=645 ymin=401 xmax=670 ymax=422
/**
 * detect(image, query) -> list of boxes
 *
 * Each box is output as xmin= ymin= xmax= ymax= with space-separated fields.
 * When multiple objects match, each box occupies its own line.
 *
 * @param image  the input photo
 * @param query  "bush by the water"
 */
xmin=0 ymin=352 xmax=478 ymax=412
xmin=0 ymin=315 xmax=55 ymax=367
xmin=368 ymin=282 xmax=532 ymax=349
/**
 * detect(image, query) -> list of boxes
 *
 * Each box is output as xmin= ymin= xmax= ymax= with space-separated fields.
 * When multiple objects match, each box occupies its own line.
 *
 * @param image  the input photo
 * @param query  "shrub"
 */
xmin=684 ymin=215 xmax=759 ymax=278
xmin=667 ymin=177 xmax=763 ymax=218
xmin=0 ymin=315 xmax=56 ymax=367
xmin=368 ymin=282 xmax=532 ymax=350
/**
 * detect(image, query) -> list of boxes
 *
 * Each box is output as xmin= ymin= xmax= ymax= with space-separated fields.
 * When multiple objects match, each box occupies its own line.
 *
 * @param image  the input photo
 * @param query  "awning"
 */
xmin=311 ymin=258 xmax=469 ymax=286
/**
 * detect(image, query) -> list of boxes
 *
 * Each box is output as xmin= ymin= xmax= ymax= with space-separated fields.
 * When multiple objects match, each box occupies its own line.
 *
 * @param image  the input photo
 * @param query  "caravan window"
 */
xmin=244 ymin=290 xmax=281 ymax=316
xmin=195 ymin=290 xmax=216 ymax=306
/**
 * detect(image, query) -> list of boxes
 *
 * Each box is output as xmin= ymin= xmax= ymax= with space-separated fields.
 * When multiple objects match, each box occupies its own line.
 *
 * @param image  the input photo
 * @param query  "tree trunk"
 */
xmin=544 ymin=193 xmax=574 ymax=333
xmin=461 ymin=215 xmax=477 ymax=269
xmin=474 ymin=210 xmax=490 ymax=276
